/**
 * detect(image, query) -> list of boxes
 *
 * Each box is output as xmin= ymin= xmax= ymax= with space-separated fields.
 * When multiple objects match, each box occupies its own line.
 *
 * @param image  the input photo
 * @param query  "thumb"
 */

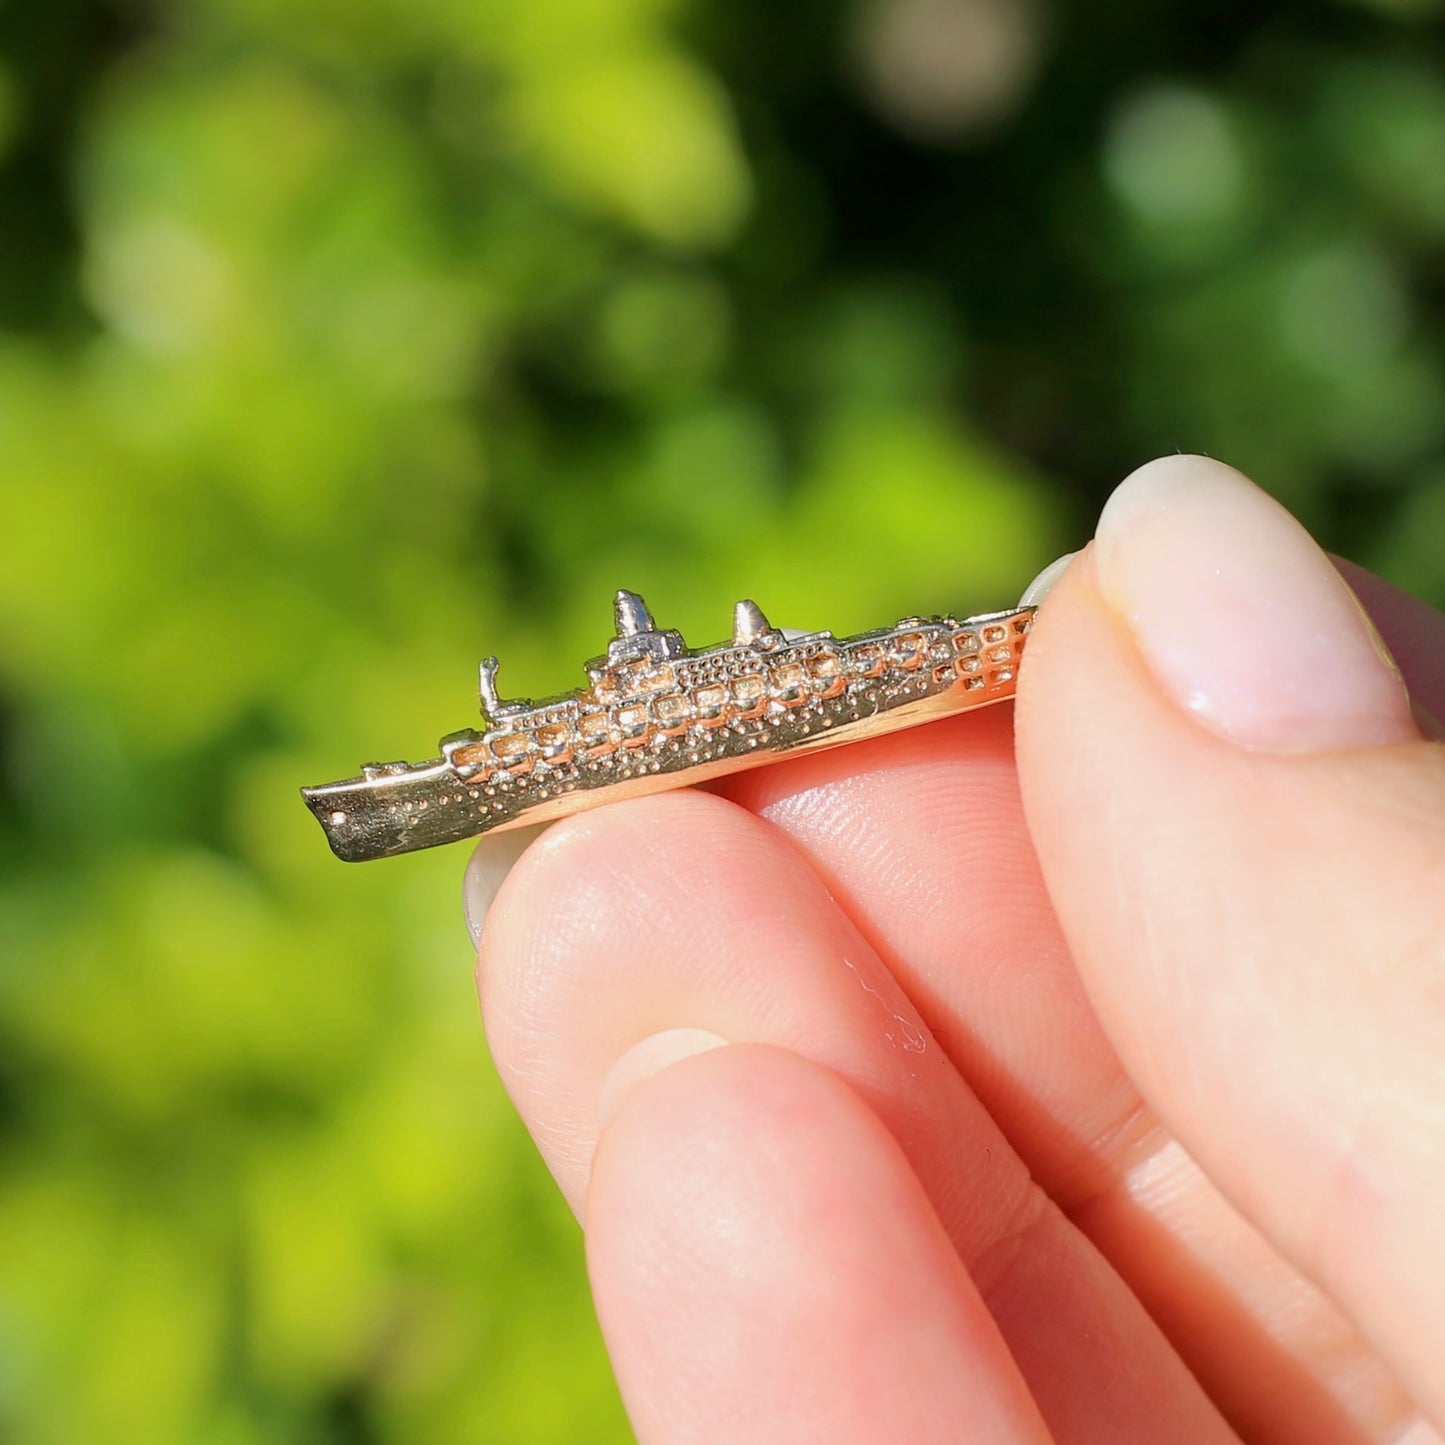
xmin=1014 ymin=455 xmax=1445 ymax=1424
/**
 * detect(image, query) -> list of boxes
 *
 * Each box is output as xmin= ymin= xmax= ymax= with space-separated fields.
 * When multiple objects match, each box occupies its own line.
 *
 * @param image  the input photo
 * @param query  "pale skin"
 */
xmin=469 ymin=455 xmax=1445 ymax=1444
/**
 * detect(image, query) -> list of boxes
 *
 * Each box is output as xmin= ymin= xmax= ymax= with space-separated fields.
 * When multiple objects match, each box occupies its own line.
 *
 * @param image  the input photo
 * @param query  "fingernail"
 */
xmin=1094 ymin=455 xmax=1416 ymax=752
xmin=1413 ymin=698 xmax=1445 ymax=743
xmin=463 ymin=824 xmax=551 ymax=947
xmin=1019 ymin=550 xmax=1079 ymax=607
xmin=598 ymin=1028 xmax=730 ymax=1133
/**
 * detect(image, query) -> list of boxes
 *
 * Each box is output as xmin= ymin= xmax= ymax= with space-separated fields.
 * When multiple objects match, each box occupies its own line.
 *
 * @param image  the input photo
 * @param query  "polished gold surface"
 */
xmin=301 ymin=591 xmax=1034 ymax=861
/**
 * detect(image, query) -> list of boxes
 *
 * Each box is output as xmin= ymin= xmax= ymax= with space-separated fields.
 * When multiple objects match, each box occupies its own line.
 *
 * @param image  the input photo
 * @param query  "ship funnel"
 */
xmin=733 ymin=599 xmax=771 ymax=645
xmin=614 ymin=589 xmax=655 ymax=637
xmin=478 ymin=655 xmax=503 ymax=716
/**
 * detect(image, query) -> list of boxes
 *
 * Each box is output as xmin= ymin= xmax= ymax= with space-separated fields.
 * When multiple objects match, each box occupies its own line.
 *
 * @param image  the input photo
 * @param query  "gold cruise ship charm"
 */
xmin=301 ymin=590 xmax=1035 ymax=862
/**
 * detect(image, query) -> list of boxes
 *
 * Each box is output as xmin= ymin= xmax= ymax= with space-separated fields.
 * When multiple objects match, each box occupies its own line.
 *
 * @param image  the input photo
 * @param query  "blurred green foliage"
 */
xmin=0 ymin=0 xmax=1442 ymax=1439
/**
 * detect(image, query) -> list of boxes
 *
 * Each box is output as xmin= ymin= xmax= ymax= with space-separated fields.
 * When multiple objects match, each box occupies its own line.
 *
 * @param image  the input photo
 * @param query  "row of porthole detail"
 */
xmin=452 ymin=629 xmax=1024 ymax=778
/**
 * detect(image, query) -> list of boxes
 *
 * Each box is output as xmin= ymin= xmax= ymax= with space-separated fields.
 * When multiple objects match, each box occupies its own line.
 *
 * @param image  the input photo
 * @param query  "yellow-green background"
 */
xmin=1 ymin=0 xmax=1442 ymax=1439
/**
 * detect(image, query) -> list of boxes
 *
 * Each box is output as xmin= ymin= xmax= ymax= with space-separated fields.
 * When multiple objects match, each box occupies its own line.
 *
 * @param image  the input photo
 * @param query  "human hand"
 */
xmin=466 ymin=455 xmax=1445 ymax=1444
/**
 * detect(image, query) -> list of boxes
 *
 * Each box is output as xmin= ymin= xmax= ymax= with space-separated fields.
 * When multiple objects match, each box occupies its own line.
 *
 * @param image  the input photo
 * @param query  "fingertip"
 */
xmin=476 ymin=788 xmax=779 ymax=981
xmin=587 ymin=1044 xmax=1054 ymax=1445
xmin=1092 ymin=454 xmax=1415 ymax=753
xmin=462 ymin=822 xmax=551 ymax=949
xmin=585 ymin=1044 xmax=899 ymax=1377
xmin=471 ymin=786 xmax=885 ymax=1215
xmin=589 ymin=1042 xmax=854 ymax=1230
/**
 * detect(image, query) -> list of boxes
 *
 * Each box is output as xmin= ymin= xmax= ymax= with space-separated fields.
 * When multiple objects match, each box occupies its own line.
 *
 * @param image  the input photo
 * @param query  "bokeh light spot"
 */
xmin=1105 ymin=85 xmax=1246 ymax=228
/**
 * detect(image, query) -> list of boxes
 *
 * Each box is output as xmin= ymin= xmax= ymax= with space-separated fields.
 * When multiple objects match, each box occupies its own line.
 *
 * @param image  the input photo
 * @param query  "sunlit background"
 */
xmin=1 ymin=0 xmax=1443 ymax=1439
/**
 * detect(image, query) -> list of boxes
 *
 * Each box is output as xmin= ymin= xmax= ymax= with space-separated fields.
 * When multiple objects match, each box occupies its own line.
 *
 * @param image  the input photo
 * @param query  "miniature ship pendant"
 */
xmin=302 ymin=591 xmax=1035 ymax=862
